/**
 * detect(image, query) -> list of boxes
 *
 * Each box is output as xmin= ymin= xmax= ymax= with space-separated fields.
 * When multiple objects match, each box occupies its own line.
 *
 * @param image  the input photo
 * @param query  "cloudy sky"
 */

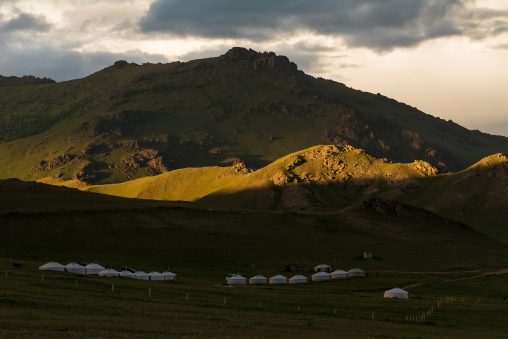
xmin=0 ymin=0 xmax=507 ymax=136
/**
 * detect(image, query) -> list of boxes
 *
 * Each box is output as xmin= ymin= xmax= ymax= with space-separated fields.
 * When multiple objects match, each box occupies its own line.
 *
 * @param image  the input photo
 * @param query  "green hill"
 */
xmin=1 ymin=48 xmax=507 ymax=184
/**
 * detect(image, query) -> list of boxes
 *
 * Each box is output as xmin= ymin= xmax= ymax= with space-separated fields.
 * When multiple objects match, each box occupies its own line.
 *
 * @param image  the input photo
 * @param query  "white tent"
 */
xmin=314 ymin=264 xmax=331 ymax=273
xmin=348 ymin=268 xmax=366 ymax=278
xmin=289 ymin=275 xmax=309 ymax=284
xmin=330 ymin=269 xmax=349 ymax=280
xmin=99 ymin=269 xmax=120 ymax=277
xmin=269 ymin=274 xmax=288 ymax=285
xmin=119 ymin=270 xmax=135 ymax=278
xmin=312 ymin=271 xmax=330 ymax=282
xmin=85 ymin=263 xmax=105 ymax=275
xmin=226 ymin=274 xmax=247 ymax=285
xmin=384 ymin=288 xmax=409 ymax=299
xmin=162 ymin=271 xmax=177 ymax=281
xmin=249 ymin=275 xmax=267 ymax=285
xmin=135 ymin=271 xmax=149 ymax=280
xmin=149 ymin=272 xmax=164 ymax=281
xmin=39 ymin=262 xmax=65 ymax=272
xmin=65 ymin=263 xmax=86 ymax=275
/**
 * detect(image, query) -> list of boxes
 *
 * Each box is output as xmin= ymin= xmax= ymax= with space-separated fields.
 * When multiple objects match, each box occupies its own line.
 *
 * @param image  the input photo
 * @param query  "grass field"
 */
xmin=2 ymin=259 xmax=508 ymax=338
xmin=1 ymin=181 xmax=508 ymax=337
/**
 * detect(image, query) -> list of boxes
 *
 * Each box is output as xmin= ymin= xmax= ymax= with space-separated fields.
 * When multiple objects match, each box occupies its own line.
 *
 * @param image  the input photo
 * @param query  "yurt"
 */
xmin=135 ymin=271 xmax=149 ymax=280
xmin=149 ymin=272 xmax=164 ymax=281
xmin=289 ymin=275 xmax=309 ymax=284
xmin=39 ymin=262 xmax=65 ymax=272
xmin=162 ymin=271 xmax=177 ymax=282
xmin=348 ymin=268 xmax=367 ymax=278
xmin=269 ymin=274 xmax=288 ymax=285
xmin=226 ymin=274 xmax=247 ymax=285
xmin=98 ymin=269 xmax=120 ymax=277
xmin=314 ymin=264 xmax=331 ymax=273
xmin=119 ymin=270 xmax=136 ymax=278
xmin=330 ymin=269 xmax=349 ymax=280
xmin=249 ymin=275 xmax=267 ymax=285
xmin=384 ymin=288 xmax=409 ymax=299
xmin=85 ymin=263 xmax=105 ymax=275
xmin=312 ymin=271 xmax=331 ymax=282
xmin=65 ymin=263 xmax=86 ymax=275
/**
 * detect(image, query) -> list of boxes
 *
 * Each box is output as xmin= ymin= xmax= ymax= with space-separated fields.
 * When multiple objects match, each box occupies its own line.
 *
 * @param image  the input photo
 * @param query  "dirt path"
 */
xmin=392 ymin=268 xmax=508 ymax=290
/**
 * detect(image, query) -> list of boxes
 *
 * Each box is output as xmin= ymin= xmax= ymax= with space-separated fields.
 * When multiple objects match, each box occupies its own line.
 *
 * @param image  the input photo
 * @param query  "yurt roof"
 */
xmin=348 ymin=268 xmax=365 ymax=273
xmin=162 ymin=271 xmax=176 ymax=276
xmin=250 ymin=275 xmax=267 ymax=279
xmin=149 ymin=272 xmax=163 ymax=276
xmin=228 ymin=274 xmax=246 ymax=279
xmin=290 ymin=275 xmax=308 ymax=280
xmin=331 ymin=269 xmax=348 ymax=274
xmin=312 ymin=271 xmax=330 ymax=276
xmin=270 ymin=274 xmax=287 ymax=279
xmin=386 ymin=287 xmax=408 ymax=294
xmin=85 ymin=263 xmax=105 ymax=269
xmin=120 ymin=270 xmax=135 ymax=275
xmin=66 ymin=262 xmax=84 ymax=268
xmin=135 ymin=271 xmax=148 ymax=276
xmin=314 ymin=264 xmax=331 ymax=269
xmin=101 ymin=269 xmax=119 ymax=273
xmin=41 ymin=262 xmax=64 ymax=267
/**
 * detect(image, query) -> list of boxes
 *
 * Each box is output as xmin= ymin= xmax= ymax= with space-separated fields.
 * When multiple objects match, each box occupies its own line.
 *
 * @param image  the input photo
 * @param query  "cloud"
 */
xmin=1 ymin=12 xmax=51 ymax=32
xmin=139 ymin=0 xmax=508 ymax=51
xmin=0 ymin=45 xmax=167 ymax=81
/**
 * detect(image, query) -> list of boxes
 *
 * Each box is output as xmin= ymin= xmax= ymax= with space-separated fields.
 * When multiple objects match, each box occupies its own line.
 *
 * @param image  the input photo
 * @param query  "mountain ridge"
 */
xmin=1 ymin=47 xmax=507 ymax=183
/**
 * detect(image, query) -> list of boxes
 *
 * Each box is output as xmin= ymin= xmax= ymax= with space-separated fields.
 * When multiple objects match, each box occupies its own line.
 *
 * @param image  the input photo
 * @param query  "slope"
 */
xmin=0 ymin=48 xmax=507 ymax=184
xmin=406 ymin=153 xmax=508 ymax=241
xmin=75 ymin=145 xmax=437 ymax=209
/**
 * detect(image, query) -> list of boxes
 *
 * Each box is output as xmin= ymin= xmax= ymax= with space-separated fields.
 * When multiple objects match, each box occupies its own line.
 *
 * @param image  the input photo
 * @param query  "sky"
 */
xmin=0 ymin=0 xmax=507 ymax=136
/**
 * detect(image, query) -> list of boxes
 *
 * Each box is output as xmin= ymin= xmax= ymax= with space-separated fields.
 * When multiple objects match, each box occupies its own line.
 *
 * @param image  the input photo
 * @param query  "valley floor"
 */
xmin=1 ymin=259 xmax=508 ymax=338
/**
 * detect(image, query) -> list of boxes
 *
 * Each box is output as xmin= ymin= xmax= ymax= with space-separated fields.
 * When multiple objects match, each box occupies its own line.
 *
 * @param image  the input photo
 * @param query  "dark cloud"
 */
xmin=139 ymin=0 xmax=508 ymax=50
xmin=1 ymin=12 xmax=51 ymax=32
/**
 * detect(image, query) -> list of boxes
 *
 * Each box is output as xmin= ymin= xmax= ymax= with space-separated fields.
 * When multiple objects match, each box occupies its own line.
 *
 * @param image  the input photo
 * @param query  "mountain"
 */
xmin=1 ymin=47 xmax=507 ymax=184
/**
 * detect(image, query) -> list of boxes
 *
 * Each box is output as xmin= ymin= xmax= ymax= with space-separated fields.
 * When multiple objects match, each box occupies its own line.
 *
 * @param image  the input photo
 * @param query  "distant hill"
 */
xmin=1 ymin=47 xmax=507 ymax=184
xmin=0 ymin=75 xmax=55 ymax=87
xmin=40 ymin=144 xmax=508 ymax=242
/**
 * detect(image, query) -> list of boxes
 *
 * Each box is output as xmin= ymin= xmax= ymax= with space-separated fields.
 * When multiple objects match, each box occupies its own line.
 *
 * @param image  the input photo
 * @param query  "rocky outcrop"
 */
xmin=31 ymin=153 xmax=76 ymax=174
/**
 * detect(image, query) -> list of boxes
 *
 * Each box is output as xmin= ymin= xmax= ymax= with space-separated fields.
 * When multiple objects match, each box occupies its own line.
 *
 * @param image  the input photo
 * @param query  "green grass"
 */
xmin=2 ymin=260 xmax=508 ymax=338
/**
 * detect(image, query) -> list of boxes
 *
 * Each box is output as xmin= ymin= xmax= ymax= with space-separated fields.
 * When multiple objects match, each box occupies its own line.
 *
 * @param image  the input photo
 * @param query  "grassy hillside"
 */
xmin=1 ymin=48 xmax=507 ymax=184
xmin=64 ymin=145 xmax=436 ymax=209
xmin=405 ymin=153 xmax=508 ymax=242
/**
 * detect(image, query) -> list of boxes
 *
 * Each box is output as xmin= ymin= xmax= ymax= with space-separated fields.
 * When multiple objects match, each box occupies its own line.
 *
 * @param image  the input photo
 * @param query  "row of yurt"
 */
xmin=38 ymin=262 xmax=176 ymax=281
xmin=228 ymin=274 xmax=310 ymax=285
xmin=314 ymin=264 xmax=367 ymax=277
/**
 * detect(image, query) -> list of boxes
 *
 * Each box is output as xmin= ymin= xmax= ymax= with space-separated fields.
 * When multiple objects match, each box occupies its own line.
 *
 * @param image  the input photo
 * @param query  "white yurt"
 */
xmin=85 ymin=263 xmax=105 ymax=275
xmin=348 ymin=268 xmax=367 ymax=278
xmin=226 ymin=274 xmax=247 ymax=285
xmin=119 ymin=270 xmax=136 ymax=278
xmin=289 ymin=275 xmax=309 ymax=284
xmin=65 ymin=263 xmax=86 ymax=274
xmin=135 ymin=271 xmax=149 ymax=280
xmin=149 ymin=272 xmax=164 ymax=281
xmin=39 ymin=262 xmax=65 ymax=272
xmin=249 ymin=275 xmax=268 ymax=285
xmin=269 ymin=274 xmax=288 ymax=285
xmin=98 ymin=269 xmax=120 ymax=277
xmin=330 ymin=269 xmax=349 ymax=280
xmin=384 ymin=288 xmax=409 ymax=299
xmin=312 ymin=271 xmax=331 ymax=282
xmin=162 ymin=271 xmax=177 ymax=281
xmin=314 ymin=264 xmax=331 ymax=273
